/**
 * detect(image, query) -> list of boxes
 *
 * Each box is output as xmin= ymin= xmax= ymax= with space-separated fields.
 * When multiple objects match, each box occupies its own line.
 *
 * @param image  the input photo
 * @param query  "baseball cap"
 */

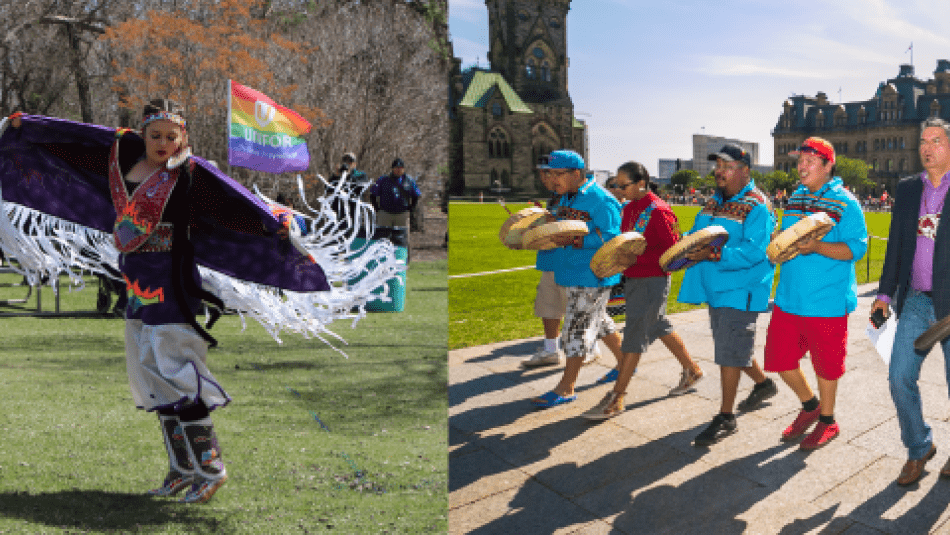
xmin=392 ymin=158 xmax=405 ymax=168
xmin=343 ymin=152 xmax=356 ymax=163
xmin=707 ymin=144 xmax=751 ymax=167
xmin=537 ymin=150 xmax=585 ymax=170
xmin=789 ymin=137 xmax=835 ymax=165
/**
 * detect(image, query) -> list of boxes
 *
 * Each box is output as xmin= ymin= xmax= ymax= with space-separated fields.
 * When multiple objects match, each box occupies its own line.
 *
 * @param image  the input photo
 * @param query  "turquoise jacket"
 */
xmin=774 ymin=177 xmax=868 ymax=317
xmin=551 ymin=177 xmax=621 ymax=288
xmin=678 ymin=180 xmax=776 ymax=311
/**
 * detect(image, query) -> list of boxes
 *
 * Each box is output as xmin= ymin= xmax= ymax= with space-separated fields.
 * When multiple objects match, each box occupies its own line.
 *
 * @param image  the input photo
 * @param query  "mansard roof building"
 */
xmin=449 ymin=0 xmax=586 ymax=195
xmin=774 ymin=61 xmax=950 ymax=194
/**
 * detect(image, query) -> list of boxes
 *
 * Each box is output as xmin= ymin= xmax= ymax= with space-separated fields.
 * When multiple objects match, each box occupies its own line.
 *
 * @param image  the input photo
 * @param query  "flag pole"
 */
xmin=226 ymin=79 xmax=232 ymax=178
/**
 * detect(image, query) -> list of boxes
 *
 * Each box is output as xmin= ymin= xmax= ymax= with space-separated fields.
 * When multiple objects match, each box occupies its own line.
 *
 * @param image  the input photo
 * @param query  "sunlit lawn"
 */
xmin=449 ymin=201 xmax=890 ymax=349
xmin=0 ymin=260 xmax=447 ymax=534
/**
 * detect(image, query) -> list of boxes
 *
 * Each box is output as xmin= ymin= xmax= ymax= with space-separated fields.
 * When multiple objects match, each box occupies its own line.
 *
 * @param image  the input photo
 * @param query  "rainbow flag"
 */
xmin=228 ymin=80 xmax=312 ymax=173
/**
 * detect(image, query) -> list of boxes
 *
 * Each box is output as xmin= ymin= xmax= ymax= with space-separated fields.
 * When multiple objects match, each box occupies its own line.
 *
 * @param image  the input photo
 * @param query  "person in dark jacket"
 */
xmin=872 ymin=117 xmax=950 ymax=486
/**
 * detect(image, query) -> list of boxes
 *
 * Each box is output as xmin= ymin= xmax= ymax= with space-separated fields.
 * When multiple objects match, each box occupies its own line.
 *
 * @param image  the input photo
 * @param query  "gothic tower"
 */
xmin=449 ymin=0 xmax=584 ymax=195
xmin=486 ymin=0 xmax=572 ymax=105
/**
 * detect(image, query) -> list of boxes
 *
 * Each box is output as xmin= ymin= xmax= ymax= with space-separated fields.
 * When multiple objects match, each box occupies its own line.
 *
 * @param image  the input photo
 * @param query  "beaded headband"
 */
xmin=142 ymin=111 xmax=186 ymax=131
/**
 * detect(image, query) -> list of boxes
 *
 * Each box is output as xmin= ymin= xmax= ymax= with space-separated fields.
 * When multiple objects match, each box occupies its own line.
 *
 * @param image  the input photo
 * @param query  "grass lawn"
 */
xmin=0 ymin=260 xmax=447 ymax=534
xmin=449 ymin=201 xmax=891 ymax=350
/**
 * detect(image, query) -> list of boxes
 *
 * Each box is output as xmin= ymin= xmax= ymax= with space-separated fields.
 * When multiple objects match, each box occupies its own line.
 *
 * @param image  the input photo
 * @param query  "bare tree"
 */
xmin=2 ymin=0 xmax=449 ymax=228
xmin=273 ymin=0 xmax=448 ymax=210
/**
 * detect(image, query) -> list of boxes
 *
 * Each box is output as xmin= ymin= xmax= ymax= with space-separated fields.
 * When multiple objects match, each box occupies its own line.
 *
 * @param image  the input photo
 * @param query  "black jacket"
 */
xmin=878 ymin=175 xmax=950 ymax=319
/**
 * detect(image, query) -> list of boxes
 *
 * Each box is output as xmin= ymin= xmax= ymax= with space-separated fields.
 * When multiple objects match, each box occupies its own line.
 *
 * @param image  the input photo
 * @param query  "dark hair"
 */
xmin=616 ymin=161 xmax=650 ymax=186
xmin=142 ymin=98 xmax=185 ymax=120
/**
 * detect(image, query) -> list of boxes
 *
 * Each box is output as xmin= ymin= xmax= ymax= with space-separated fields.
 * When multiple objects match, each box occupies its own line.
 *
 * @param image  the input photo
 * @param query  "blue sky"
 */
xmin=449 ymin=0 xmax=950 ymax=175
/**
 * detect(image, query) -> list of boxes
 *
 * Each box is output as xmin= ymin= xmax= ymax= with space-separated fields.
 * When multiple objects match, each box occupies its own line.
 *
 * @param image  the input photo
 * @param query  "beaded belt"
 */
xmin=138 ymin=223 xmax=173 ymax=252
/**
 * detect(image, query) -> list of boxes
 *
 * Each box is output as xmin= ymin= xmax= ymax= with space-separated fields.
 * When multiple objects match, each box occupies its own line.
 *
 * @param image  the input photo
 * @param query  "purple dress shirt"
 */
xmin=878 ymin=171 xmax=950 ymax=304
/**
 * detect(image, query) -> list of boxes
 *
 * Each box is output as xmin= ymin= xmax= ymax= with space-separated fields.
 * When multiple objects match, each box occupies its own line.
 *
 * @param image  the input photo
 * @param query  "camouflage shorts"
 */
xmin=561 ymin=286 xmax=617 ymax=360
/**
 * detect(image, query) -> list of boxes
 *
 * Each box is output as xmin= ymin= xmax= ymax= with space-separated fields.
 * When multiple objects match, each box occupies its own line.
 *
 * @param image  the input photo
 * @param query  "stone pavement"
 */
xmin=449 ymin=283 xmax=950 ymax=534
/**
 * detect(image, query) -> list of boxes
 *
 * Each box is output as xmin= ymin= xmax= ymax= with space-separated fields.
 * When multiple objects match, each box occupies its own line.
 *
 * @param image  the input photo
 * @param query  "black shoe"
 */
xmin=694 ymin=414 xmax=737 ymax=447
xmin=737 ymin=380 xmax=778 ymax=412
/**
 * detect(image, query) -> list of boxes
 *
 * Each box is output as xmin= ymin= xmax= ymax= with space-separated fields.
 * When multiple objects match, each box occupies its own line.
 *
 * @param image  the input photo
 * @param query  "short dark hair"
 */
xmin=616 ymin=161 xmax=650 ymax=186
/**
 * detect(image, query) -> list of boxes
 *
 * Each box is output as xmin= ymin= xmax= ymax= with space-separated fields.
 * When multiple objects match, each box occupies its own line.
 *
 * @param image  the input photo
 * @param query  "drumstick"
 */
xmin=498 ymin=198 xmax=512 ymax=215
xmin=915 ymin=313 xmax=950 ymax=352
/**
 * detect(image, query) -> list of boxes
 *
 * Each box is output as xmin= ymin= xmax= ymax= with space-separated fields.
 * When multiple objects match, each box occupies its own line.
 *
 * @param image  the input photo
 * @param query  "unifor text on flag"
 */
xmin=227 ymin=80 xmax=312 ymax=173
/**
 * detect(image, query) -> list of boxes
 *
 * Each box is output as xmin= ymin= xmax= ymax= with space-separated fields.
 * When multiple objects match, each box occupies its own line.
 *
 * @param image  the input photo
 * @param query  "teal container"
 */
xmin=350 ymin=238 xmax=407 ymax=313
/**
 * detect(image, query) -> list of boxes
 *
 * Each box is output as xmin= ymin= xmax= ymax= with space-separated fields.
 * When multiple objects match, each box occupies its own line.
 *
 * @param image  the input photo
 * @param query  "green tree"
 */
xmin=835 ymin=155 xmax=872 ymax=190
xmin=766 ymin=169 xmax=797 ymax=195
xmin=696 ymin=170 xmax=715 ymax=191
xmin=670 ymin=169 xmax=698 ymax=193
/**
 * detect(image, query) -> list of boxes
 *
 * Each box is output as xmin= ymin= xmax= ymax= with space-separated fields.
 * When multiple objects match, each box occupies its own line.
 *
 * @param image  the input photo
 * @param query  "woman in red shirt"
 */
xmin=583 ymin=161 xmax=705 ymax=419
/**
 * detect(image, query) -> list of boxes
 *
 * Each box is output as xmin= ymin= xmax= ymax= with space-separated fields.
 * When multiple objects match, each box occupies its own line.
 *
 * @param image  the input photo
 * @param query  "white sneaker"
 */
xmin=521 ymin=349 xmax=562 ymax=367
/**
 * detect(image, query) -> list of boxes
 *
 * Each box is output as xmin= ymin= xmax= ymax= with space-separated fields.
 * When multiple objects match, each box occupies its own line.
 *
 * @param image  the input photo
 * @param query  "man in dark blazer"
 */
xmin=872 ymin=117 xmax=950 ymax=486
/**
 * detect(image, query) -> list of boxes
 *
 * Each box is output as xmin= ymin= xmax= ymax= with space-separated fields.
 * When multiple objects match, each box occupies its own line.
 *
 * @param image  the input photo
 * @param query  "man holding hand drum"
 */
xmin=676 ymin=144 xmax=778 ymax=446
xmin=764 ymin=137 xmax=867 ymax=451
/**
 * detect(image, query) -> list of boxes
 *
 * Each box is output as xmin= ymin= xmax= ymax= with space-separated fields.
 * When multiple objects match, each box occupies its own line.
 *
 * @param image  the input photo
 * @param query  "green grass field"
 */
xmin=0 ymin=261 xmax=447 ymax=534
xmin=449 ymin=201 xmax=892 ymax=350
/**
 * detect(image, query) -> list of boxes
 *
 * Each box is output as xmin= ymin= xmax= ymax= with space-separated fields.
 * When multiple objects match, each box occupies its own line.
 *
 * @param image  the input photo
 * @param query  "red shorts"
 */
xmin=764 ymin=305 xmax=848 ymax=380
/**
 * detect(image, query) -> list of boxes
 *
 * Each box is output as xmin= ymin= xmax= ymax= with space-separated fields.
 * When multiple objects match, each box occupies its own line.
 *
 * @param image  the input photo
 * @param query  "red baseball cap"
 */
xmin=789 ymin=137 xmax=835 ymax=165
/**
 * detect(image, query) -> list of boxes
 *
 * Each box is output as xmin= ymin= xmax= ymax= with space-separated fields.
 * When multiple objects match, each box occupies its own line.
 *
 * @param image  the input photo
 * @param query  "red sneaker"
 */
xmin=800 ymin=422 xmax=840 ymax=450
xmin=781 ymin=407 xmax=821 ymax=441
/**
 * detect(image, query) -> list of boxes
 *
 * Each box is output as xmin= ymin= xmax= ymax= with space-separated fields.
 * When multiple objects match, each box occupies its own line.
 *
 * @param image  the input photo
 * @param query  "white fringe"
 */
xmin=0 ymin=173 xmax=406 ymax=353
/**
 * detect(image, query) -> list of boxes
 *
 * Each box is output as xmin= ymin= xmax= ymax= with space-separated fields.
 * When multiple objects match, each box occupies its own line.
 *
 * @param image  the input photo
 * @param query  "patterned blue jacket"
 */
xmin=774 ymin=177 xmax=867 ymax=317
xmin=678 ymin=180 xmax=776 ymax=311
xmin=551 ymin=177 xmax=621 ymax=288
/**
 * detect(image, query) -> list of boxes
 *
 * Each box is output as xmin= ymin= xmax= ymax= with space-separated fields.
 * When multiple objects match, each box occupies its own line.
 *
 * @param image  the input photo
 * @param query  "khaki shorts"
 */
xmin=377 ymin=210 xmax=410 ymax=228
xmin=534 ymin=271 xmax=567 ymax=319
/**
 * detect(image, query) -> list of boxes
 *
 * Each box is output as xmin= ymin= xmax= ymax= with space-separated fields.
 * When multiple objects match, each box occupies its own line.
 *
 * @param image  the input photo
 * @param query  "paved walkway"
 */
xmin=449 ymin=283 xmax=950 ymax=534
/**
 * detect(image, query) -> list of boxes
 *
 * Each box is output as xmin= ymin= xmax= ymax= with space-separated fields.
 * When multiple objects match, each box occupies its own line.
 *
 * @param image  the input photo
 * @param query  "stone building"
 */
xmin=773 ymin=61 xmax=950 ymax=194
xmin=449 ymin=0 xmax=586 ymax=195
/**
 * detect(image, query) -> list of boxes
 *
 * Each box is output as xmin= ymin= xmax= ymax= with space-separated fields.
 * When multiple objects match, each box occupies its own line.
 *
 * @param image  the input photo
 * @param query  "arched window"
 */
xmin=489 ymin=129 xmax=509 ymax=159
xmin=490 ymin=169 xmax=499 ymax=186
xmin=899 ymin=158 xmax=906 ymax=171
xmin=501 ymin=170 xmax=510 ymax=187
xmin=541 ymin=61 xmax=551 ymax=82
xmin=492 ymin=102 xmax=502 ymax=116
xmin=526 ymin=59 xmax=536 ymax=80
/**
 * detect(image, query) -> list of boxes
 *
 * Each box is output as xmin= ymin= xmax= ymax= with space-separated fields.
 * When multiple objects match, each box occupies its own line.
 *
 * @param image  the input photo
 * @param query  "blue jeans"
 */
xmin=889 ymin=290 xmax=950 ymax=459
